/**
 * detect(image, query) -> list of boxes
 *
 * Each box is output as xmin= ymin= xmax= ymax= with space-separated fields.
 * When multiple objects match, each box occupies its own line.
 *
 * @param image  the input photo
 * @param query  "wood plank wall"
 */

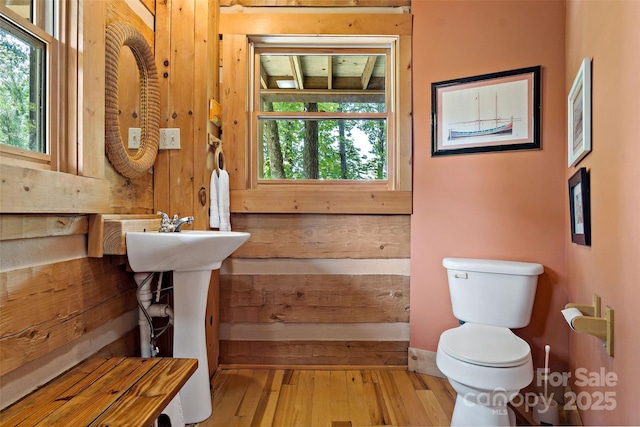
xmin=214 ymin=2 xmax=412 ymax=366
xmin=0 ymin=0 xmax=155 ymax=408
xmin=0 ymin=223 xmax=137 ymax=376
xmin=219 ymin=214 xmax=411 ymax=365
xmin=153 ymin=0 xmax=221 ymax=376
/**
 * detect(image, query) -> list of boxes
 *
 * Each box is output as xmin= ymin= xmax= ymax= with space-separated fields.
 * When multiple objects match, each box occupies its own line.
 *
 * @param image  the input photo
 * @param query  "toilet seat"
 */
xmin=439 ymin=323 xmax=531 ymax=367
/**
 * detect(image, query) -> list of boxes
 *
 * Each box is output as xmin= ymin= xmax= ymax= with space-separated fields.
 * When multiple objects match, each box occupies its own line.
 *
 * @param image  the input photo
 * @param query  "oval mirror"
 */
xmin=105 ymin=21 xmax=160 ymax=179
xmin=118 ymin=46 xmax=140 ymax=147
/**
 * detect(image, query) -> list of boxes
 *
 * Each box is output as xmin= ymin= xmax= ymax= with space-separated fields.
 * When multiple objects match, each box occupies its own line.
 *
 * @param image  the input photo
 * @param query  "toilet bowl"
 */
xmin=437 ymin=323 xmax=534 ymax=426
xmin=436 ymin=258 xmax=543 ymax=426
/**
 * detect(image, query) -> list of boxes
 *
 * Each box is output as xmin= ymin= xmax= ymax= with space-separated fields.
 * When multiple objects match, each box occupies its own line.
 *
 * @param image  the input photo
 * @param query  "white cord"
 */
xmin=544 ymin=344 xmax=551 ymax=398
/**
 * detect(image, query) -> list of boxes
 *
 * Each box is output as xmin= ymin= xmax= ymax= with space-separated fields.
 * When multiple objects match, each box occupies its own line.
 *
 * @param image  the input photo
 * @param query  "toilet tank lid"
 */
xmin=443 ymin=258 xmax=544 ymax=275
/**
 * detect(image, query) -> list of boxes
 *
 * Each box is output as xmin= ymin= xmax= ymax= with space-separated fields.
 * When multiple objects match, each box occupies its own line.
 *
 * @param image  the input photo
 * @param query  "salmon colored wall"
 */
xmin=565 ymin=1 xmax=640 ymax=424
xmin=411 ymin=0 xmax=568 ymax=374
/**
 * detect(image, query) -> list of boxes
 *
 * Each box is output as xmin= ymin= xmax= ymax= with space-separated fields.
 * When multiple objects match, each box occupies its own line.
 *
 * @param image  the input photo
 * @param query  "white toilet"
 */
xmin=436 ymin=257 xmax=544 ymax=426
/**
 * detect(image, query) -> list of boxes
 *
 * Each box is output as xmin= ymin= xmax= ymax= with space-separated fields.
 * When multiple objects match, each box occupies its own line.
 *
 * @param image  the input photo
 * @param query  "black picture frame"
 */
xmin=568 ymin=167 xmax=591 ymax=246
xmin=431 ymin=66 xmax=541 ymax=156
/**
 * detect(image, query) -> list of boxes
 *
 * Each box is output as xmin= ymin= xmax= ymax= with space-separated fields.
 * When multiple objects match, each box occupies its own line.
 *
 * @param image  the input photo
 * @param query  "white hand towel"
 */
xmin=218 ymin=169 xmax=231 ymax=231
xmin=209 ymin=170 xmax=220 ymax=228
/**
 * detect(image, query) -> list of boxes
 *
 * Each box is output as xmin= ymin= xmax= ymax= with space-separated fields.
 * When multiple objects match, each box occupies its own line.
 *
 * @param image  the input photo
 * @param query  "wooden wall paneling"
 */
xmin=398 ymin=34 xmax=412 ymax=191
xmin=140 ymin=0 xmax=156 ymax=16
xmin=219 ymin=214 xmax=410 ymax=365
xmin=220 ymin=274 xmax=409 ymax=323
xmin=230 ymin=189 xmax=412 ymax=214
xmin=168 ymin=0 xmax=196 ymax=221
xmin=222 ymin=257 xmax=411 ymax=275
xmin=219 ymin=341 xmax=409 ymax=365
xmin=221 ymin=34 xmax=248 ymax=190
xmin=192 ymin=0 xmax=211 ymax=230
xmin=93 ymin=327 xmax=140 ymax=358
xmin=208 ymin=0 xmax=220 ymax=119
xmin=230 ymin=214 xmax=410 ymax=258
xmin=0 ymin=258 xmax=133 ymax=340
xmin=0 ymin=257 xmax=137 ymax=375
xmin=0 ymin=215 xmax=88 ymax=241
xmin=152 ymin=0 xmax=223 ymax=376
xmin=154 ymin=0 xmax=172 ymax=216
xmin=0 ymin=235 xmax=87 ymax=274
xmin=219 ymin=321 xmax=409 ymax=342
xmin=78 ymin=0 xmax=105 ymax=179
xmin=61 ymin=0 xmax=78 ymax=174
xmin=0 ymin=164 xmax=111 ymax=214
xmin=220 ymin=0 xmax=411 ymax=6
xmin=219 ymin=13 xmax=412 ymax=36
xmin=108 ymin=175 xmax=155 ymax=214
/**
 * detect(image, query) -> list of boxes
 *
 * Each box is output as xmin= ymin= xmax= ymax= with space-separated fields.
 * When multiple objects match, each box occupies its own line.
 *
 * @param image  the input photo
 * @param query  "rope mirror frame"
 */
xmin=105 ymin=21 xmax=160 ymax=179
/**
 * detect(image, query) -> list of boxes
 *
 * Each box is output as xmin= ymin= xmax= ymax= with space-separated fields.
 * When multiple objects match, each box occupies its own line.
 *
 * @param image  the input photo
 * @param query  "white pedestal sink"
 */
xmin=126 ymin=230 xmax=250 ymax=423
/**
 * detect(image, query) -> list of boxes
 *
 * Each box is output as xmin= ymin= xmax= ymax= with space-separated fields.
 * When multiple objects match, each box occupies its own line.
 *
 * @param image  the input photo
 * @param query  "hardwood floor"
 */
xmin=199 ymin=367 xmax=579 ymax=427
xmin=201 ymin=367 xmax=454 ymax=427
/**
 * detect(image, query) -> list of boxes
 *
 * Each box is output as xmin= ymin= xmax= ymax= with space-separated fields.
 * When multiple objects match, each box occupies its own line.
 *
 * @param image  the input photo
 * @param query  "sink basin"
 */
xmin=126 ymin=230 xmax=250 ymax=272
xmin=125 ymin=230 xmax=250 ymax=423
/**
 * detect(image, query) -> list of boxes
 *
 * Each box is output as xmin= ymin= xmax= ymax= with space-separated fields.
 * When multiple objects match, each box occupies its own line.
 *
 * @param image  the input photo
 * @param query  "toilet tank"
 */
xmin=443 ymin=258 xmax=544 ymax=328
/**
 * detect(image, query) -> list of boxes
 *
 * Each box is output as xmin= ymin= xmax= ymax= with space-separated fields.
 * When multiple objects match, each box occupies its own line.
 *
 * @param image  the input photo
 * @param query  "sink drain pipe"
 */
xmin=134 ymin=272 xmax=174 ymax=358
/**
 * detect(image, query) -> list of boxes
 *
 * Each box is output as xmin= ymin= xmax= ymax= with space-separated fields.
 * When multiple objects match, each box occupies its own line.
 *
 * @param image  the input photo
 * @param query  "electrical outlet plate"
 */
xmin=160 ymin=128 xmax=181 ymax=149
xmin=128 ymin=128 xmax=141 ymax=149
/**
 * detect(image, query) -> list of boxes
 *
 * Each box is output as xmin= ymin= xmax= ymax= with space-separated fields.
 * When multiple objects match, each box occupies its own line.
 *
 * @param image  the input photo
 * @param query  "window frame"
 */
xmin=0 ymin=3 xmax=58 ymax=170
xmin=220 ymin=10 xmax=412 ymax=214
xmin=251 ymin=43 xmax=395 ymax=187
xmin=0 ymin=1 xmax=109 ymax=214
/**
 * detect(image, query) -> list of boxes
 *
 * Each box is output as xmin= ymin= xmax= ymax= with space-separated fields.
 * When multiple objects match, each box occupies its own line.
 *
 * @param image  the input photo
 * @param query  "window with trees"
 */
xmin=253 ymin=44 xmax=392 ymax=182
xmin=220 ymin=12 xmax=412 ymax=213
xmin=0 ymin=2 xmax=56 ymax=165
xmin=1 ymin=1 xmax=110 ymax=214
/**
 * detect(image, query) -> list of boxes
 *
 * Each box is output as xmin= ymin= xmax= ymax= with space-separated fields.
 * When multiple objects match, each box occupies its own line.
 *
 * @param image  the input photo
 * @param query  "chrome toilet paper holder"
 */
xmin=564 ymin=294 xmax=614 ymax=357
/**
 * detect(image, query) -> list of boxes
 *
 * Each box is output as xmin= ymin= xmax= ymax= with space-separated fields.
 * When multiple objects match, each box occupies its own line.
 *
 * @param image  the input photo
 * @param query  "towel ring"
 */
xmin=214 ymin=145 xmax=225 ymax=174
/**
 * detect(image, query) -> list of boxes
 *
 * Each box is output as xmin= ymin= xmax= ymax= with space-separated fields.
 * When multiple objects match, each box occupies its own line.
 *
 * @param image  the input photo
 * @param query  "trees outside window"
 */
xmin=0 ymin=23 xmax=46 ymax=153
xmin=260 ymin=102 xmax=387 ymax=181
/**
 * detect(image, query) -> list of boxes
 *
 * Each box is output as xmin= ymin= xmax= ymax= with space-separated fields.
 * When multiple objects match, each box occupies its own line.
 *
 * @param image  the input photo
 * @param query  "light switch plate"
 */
xmin=128 ymin=128 xmax=141 ymax=149
xmin=160 ymin=128 xmax=180 ymax=149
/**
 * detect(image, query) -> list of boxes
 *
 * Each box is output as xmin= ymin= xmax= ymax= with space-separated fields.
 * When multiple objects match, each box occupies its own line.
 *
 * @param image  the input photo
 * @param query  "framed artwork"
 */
xmin=431 ymin=66 xmax=541 ymax=156
xmin=568 ymin=57 xmax=592 ymax=167
xmin=568 ymin=167 xmax=591 ymax=246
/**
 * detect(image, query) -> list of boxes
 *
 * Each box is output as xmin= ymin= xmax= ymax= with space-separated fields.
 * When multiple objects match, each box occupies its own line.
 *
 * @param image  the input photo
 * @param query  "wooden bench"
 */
xmin=0 ymin=357 xmax=197 ymax=426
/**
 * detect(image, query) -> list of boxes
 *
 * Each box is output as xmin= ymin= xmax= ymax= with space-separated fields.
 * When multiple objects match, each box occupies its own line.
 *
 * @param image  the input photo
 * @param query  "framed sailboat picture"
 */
xmin=431 ymin=66 xmax=541 ymax=156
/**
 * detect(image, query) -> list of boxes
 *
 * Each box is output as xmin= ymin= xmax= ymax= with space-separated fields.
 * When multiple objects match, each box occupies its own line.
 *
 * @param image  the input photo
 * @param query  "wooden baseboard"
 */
xmin=218 ymin=363 xmax=408 ymax=371
xmin=407 ymin=347 xmax=445 ymax=378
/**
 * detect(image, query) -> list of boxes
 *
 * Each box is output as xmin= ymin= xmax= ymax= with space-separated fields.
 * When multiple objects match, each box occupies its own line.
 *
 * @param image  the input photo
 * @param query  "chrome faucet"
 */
xmin=157 ymin=212 xmax=194 ymax=232
xmin=173 ymin=214 xmax=194 ymax=232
